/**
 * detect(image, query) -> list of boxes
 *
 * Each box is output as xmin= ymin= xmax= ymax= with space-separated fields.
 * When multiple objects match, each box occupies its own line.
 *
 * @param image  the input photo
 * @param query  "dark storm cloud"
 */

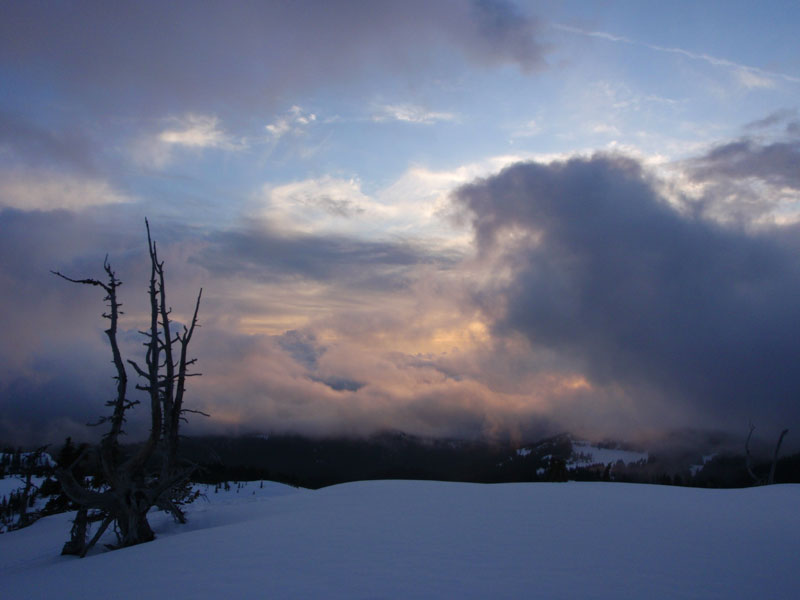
xmin=743 ymin=108 xmax=798 ymax=131
xmin=0 ymin=208 xmax=143 ymax=289
xmin=309 ymin=375 xmax=365 ymax=393
xmin=689 ymin=137 xmax=800 ymax=189
xmin=277 ymin=330 xmax=365 ymax=392
xmin=0 ymin=340 xmax=127 ymax=446
xmin=393 ymin=353 xmax=464 ymax=382
xmin=0 ymin=0 xmax=546 ymax=115
xmin=680 ymin=117 xmax=800 ymax=224
xmin=0 ymin=111 xmax=94 ymax=172
xmin=0 ymin=209 xmax=202 ymax=445
xmin=196 ymin=226 xmax=458 ymax=289
xmin=467 ymin=0 xmax=546 ymax=70
xmin=453 ymin=154 xmax=800 ymax=429
xmin=278 ymin=330 xmax=324 ymax=370
xmin=0 ymin=207 xmax=469 ymax=445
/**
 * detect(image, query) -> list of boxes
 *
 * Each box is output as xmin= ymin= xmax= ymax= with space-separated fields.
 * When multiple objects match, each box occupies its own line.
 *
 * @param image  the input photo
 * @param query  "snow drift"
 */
xmin=2 ymin=480 xmax=798 ymax=599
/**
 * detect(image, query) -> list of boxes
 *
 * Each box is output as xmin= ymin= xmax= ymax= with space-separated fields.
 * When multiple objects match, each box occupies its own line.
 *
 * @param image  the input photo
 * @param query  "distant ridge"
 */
xmin=171 ymin=429 xmax=800 ymax=489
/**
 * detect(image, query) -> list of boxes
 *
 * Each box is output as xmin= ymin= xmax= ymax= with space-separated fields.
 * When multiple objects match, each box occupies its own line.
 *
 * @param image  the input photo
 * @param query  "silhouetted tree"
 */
xmin=52 ymin=220 xmax=204 ymax=556
xmin=745 ymin=423 xmax=788 ymax=485
xmin=546 ymin=457 xmax=569 ymax=482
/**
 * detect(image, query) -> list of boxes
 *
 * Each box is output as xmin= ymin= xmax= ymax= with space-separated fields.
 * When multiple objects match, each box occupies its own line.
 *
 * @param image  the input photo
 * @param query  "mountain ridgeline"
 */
xmin=174 ymin=431 xmax=800 ymax=489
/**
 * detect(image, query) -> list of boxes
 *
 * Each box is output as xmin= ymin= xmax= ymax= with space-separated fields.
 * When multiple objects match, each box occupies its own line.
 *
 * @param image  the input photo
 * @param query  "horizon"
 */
xmin=2 ymin=1 xmax=800 ymax=446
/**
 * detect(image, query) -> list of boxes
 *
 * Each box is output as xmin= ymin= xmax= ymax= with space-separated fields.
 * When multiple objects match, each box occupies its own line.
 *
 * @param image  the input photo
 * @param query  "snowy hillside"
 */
xmin=568 ymin=440 xmax=648 ymax=469
xmin=0 ymin=451 xmax=56 ymax=469
xmin=2 ymin=480 xmax=799 ymax=599
xmin=515 ymin=435 xmax=649 ymax=478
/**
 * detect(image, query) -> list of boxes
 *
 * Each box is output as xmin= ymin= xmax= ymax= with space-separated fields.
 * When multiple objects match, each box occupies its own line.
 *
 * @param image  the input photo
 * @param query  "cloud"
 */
xmin=260 ymin=176 xmax=372 ymax=235
xmin=734 ymin=69 xmax=776 ymax=90
xmin=0 ymin=170 xmax=133 ymax=211
xmin=158 ymin=114 xmax=240 ymax=150
xmin=466 ymin=0 xmax=546 ymax=71
xmin=670 ymin=117 xmax=800 ymax=226
xmin=376 ymin=154 xmax=545 ymax=240
xmin=14 ymin=151 xmax=799 ymax=446
xmin=590 ymin=123 xmax=621 ymax=136
xmin=265 ymin=106 xmax=317 ymax=141
xmin=0 ymin=209 xmax=156 ymax=444
xmin=371 ymin=104 xmax=456 ymax=125
xmin=133 ymin=114 xmax=244 ymax=169
xmin=744 ymin=108 xmax=798 ymax=131
xmin=0 ymin=1 xmax=547 ymax=116
xmin=509 ymin=119 xmax=540 ymax=139
xmin=553 ymin=23 xmax=800 ymax=89
xmin=689 ymin=138 xmax=800 ymax=190
xmin=194 ymin=223 xmax=453 ymax=291
xmin=0 ymin=110 xmax=94 ymax=172
xmin=0 ymin=206 xmax=520 ymax=446
xmin=9 ymin=135 xmax=800 ymax=445
xmin=277 ymin=329 xmax=365 ymax=392
xmin=256 ymin=156 xmax=541 ymax=242
xmin=453 ymin=153 xmax=800 ymax=433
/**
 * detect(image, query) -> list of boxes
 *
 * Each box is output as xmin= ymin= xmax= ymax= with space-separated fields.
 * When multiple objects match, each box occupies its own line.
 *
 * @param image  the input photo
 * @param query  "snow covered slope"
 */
xmin=2 ymin=480 xmax=799 ymax=599
xmin=568 ymin=441 xmax=648 ymax=469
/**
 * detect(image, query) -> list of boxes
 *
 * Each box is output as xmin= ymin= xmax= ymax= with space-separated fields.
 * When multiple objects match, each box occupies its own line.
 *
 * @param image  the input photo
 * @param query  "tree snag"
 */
xmin=52 ymin=220 xmax=204 ymax=555
xmin=745 ymin=423 xmax=789 ymax=486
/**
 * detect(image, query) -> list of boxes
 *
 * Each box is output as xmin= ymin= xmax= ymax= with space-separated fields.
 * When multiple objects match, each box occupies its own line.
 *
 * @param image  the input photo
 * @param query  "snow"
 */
xmin=690 ymin=453 xmax=719 ymax=477
xmin=516 ymin=448 xmax=532 ymax=457
xmin=568 ymin=441 xmax=648 ymax=469
xmin=0 ymin=451 xmax=56 ymax=468
xmin=0 ymin=476 xmax=45 ymax=497
xmin=2 ymin=479 xmax=799 ymax=599
xmin=1 ymin=476 xmax=49 ymax=533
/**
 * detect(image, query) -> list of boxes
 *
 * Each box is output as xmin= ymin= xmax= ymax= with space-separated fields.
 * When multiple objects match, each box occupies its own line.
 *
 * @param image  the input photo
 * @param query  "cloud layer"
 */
xmin=5 ymin=124 xmax=800 ymax=445
xmin=454 ymin=153 xmax=800 ymax=433
xmin=0 ymin=1 xmax=545 ymax=116
xmin=2 ymin=2 xmax=798 ymax=447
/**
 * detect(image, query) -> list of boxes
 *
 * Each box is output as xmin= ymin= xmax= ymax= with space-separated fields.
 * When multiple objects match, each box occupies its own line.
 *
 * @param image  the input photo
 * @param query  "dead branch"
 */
xmin=745 ymin=423 xmax=789 ymax=485
xmin=52 ymin=220 xmax=205 ymax=554
xmin=767 ymin=429 xmax=789 ymax=485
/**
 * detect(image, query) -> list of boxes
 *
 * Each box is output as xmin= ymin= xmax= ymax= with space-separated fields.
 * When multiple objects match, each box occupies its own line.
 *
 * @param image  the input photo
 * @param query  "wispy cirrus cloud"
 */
xmin=265 ymin=105 xmax=318 ymax=141
xmin=508 ymin=119 xmax=541 ymax=139
xmin=552 ymin=23 xmax=799 ymax=89
xmin=371 ymin=104 xmax=457 ymax=125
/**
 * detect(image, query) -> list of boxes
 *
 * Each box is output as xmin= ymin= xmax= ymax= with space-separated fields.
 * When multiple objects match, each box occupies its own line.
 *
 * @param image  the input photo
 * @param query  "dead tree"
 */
xmin=10 ymin=446 xmax=48 ymax=530
xmin=745 ymin=423 xmax=789 ymax=486
xmin=52 ymin=220 xmax=203 ymax=556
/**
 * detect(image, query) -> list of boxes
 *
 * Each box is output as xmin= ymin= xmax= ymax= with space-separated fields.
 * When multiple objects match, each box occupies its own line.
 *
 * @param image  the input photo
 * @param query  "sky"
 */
xmin=1 ymin=0 xmax=800 ymax=446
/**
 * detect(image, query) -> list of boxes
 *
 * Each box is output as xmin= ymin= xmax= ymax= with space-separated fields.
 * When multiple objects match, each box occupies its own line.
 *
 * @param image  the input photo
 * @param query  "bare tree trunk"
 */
xmin=61 ymin=507 xmax=88 ymax=556
xmin=745 ymin=424 xmax=788 ymax=485
xmin=115 ymin=492 xmax=155 ymax=547
xmin=16 ymin=471 xmax=33 ymax=529
xmin=745 ymin=423 xmax=760 ymax=484
xmin=52 ymin=221 xmax=205 ymax=555
xmin=767 ymin=429 xmax=789 ymax=485
xmin=81 ymin=514 xmax=112 ymax=558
